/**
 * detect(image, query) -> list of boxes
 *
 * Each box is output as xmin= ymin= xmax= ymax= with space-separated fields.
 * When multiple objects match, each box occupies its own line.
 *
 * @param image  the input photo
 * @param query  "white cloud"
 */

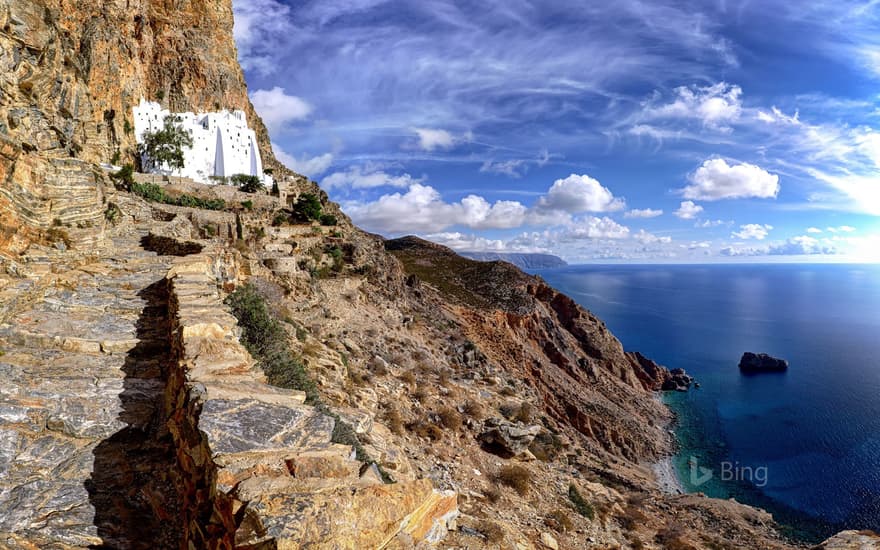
xmin=250 ymin=87 xmax=312 ymax=133
xmin=732 ymin=223 xmax=773 ymax=240
xmin=806 ymin=227 xmax=823 ymax=233
xmin=675 ymin=201 xmax=704 ymax=219
xmin=721 ymin=235 xmax=837 ymax=257
xmin=341 ymin=173 xmax=627 ymax=235
xmin=322 ymin=165 xmax=423 ymax=190
xmin=559 ymin=217 xmax=631 ymax=240
xmin=535 ymin=174 xmax=625 ymax=214
xmin=752 ymin=104 xmax=880 ymax=214
xmin=634 ymin=229 xmax=672 ymax=244
xmin=480 ymin=159 xmax=528 ymax=178
xmin=232 ymin=0 xmax=295 ymax=75
xmin=342 ymin=184 xmax=528 ymax=233
xmin=411 ymin=128 xmax=459 ymax=151
xmin=273 ymin=145 xmax=333 ymax=177
xmin=642 ymin=82 xmax=743 ymax=131
xmin=826 ymin=225 xmax=857 ymax=233
xmin=696 ymin=219 xmax=729 ymax=228
xmin=682 ymin=158 xmax=780 ymax=201
xmin=625 ymin=208 xmax=663 ymax=218
xmin=425 ymin=232 xmax=545 ymax=253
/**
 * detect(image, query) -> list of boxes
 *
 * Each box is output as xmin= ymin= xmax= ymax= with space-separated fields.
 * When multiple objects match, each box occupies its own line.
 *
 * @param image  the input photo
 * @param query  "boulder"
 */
xmin=478 ymin=418 xmax=542 ymax=457
xmin=660 ymin=368 xmax=694 ymax=392
xmin=739 ymin=352 xmax=788 ymax=372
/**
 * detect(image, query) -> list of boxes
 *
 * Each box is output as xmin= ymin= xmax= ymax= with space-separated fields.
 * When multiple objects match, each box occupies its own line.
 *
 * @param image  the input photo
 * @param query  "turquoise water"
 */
xmin=537 ymin=264 xmax=880 ymax=539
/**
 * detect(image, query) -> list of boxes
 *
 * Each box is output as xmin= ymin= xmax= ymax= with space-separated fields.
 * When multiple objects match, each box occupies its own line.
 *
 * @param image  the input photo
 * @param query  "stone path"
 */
xmin=0 ymin=229 xmax=182 ymax=549
xmin=0 ymin=213 xmax=458 ymax=549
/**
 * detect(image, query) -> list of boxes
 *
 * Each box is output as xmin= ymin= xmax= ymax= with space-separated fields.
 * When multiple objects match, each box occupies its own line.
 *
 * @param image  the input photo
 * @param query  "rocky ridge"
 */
xmin=0 ymin=197 xmax=458 ymax=549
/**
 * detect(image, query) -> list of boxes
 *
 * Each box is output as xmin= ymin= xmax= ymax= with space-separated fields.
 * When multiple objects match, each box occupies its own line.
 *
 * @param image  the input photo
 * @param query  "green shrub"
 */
xmin=568 ymin=484 xmax=595 ymax=520
xmin=104 ymin=202 xmax=122 ymax=225
xmin=110 ymin=164 xmax=136 ymax=191
xmin=292 ymin=193 xmax=323 ymax=221
xmin=328 ymin=245 xmax=345 ymax=272
xmin=130 ymin=181 xmax=226 ymax=211
xmin=241 ymin=200 xmax=254 ymax=210
xmin=319 ymin=213 xmax=338 ymax=226
xmin=225 ymin=284 xmax=319 ymax=403
xmin=231 ymin=174 xmax=264 ymax=193
xmin=225 ymin=285 xmax=394 ymax=483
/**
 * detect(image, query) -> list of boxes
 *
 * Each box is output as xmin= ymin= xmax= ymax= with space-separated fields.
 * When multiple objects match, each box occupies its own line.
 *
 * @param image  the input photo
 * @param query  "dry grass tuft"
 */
xmin=437 ymin=406 xmax=462 ymax=430
xmin=407 ymin=419 xmax=443 ymax=440
xmin=477 ymin=520 xmax=505 ymax=543
xmin=399 ymin=369 xmax=416 ymax=386
xmin=462 ymin=400 xmax=485 ymax=420
xmin=496 ymin=465 xmax=531 ymax=496
xmin=383 ymin=406 xmax=405 ymax=435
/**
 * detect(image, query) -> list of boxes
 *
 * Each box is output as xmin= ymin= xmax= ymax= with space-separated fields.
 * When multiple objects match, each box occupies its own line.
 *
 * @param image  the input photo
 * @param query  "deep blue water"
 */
xmin=537 ymin=263 xmax=880 ymax=539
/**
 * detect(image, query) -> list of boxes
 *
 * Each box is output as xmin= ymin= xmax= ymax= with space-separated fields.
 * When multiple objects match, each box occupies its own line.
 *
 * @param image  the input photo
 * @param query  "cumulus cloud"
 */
xmin=424 ymin=232 xmax=544 ymax=253
xmin=681 ymin=158 xmax=780 ymax=201
xmin=721 ymin=235 xmax=837 ymax=257
xmin=341 ymin=172 xmax=629 ymax=235
xmin=732 ymin=223 xmax=773 ymax=240
xmin=559 ymin=217 xmax=631 ymax=240
xmin=250 ymin=87 xmax=312 ymax=133
xmin=534 ymin=174 xmax=625 ymax=214
xmin=342 ymin=184 xmax=528 ymax=234
xmin=675 ymin=201 xmax=704 ymax=219
xmin=410 ymin=128 xmax=460 ymax=151
xmin=806 ymin=227 xmax=823 ymax=233
xmin=634 ymin=229 xmax=672 ymax=244
xmin=642 ymin=82 xmax=743 ymax=131
xmin=625 ymin=208 xmax=663 ymax=218
xmin=321 ymin=165 xmax=423 ymax=190
xmin=273 ymin=145 xmax=333 ymax=177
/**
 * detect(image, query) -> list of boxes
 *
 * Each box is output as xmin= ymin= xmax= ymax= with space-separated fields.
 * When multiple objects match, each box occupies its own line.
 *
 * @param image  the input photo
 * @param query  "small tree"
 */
xmin=231 ymin=174 xmax=264 ymax=193
xmin=292 ymin=193 xmax=323 ymax=221
xmin=139 ymin=115 xmax=193 ymax=174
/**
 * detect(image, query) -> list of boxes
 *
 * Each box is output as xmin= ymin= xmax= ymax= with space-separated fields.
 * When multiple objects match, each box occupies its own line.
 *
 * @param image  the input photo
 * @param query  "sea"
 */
xmin=536 ymin=263 xmax=880 ymax=540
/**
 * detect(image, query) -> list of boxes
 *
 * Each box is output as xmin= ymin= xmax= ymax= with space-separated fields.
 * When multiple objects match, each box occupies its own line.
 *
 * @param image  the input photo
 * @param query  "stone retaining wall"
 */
xmin=159 ymin=247 xmax=458 ymax=548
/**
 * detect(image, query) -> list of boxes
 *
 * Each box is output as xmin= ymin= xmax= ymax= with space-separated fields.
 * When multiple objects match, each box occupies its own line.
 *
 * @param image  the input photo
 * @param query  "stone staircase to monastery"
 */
xmin=0 ymin=213 xmax=457 ymax=549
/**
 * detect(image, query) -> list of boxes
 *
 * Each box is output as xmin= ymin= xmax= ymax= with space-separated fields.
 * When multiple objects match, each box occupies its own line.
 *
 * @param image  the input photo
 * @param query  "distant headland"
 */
xmin=460 ymin=251 xmax=568 ymax=270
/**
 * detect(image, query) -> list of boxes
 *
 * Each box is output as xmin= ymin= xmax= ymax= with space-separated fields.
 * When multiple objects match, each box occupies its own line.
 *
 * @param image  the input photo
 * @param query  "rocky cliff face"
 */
xmin=0 ymin=0 xmax=291 ymax=256
xmin=0 ymin=0 xmax=275 ymax=166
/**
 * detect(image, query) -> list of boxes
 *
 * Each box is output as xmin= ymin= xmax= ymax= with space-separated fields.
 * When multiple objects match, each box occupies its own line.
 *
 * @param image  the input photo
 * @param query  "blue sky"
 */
xmin=232 ymin=0 xmax=880 ymax=262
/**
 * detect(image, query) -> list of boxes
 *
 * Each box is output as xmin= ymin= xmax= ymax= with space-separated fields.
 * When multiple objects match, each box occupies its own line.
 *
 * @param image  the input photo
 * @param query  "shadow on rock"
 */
xmin=85 ymin=280 xmax=184 ymax=549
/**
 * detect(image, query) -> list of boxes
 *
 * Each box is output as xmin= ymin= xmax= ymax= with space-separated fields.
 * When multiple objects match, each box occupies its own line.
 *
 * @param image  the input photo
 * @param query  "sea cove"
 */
xmin=539 ymin=263 xmax=880 ymax=539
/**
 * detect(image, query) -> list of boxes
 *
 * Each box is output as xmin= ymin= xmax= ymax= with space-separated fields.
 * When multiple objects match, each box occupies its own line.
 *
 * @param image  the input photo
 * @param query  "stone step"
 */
xmin=198 ymin=399 xmax=335 ymax=456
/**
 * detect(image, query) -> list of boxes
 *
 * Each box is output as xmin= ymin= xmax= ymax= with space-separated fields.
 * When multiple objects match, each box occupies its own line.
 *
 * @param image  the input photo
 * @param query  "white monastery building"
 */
xmin=132 ymin=99 xmax=273 ymax=187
